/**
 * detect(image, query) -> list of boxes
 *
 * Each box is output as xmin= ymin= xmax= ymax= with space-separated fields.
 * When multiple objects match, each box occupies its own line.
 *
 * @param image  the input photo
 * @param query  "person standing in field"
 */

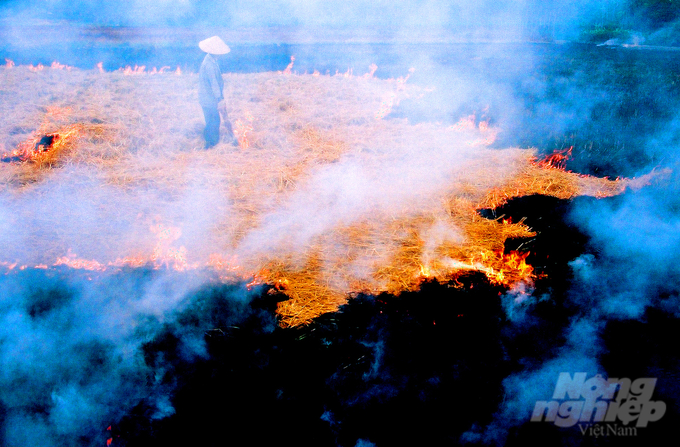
xmin=198 ymin=36 xmax=236 ymax=148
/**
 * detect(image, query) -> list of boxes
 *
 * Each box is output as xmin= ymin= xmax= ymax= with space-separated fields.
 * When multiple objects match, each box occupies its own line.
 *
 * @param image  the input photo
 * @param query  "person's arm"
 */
xmin=209 ymin=73 xmax=223 ymax=103
xmin=211 ymin=62 xmax=227 ymax=113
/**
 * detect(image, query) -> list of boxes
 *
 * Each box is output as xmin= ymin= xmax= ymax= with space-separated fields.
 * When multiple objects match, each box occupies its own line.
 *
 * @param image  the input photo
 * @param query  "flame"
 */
xmin=243 ymin=269 xmax=289 ymax=291
xmin=111 ymin=256 xmax=148 ymax=269
xmin=445 ymin=251 xmax=533 ymax=286
xmin=363 ymin=63 xmax=378 ymax=79
xmin=234 ymin=111 xmax=254 ymax=149
xmin=374 ymin=67 xmax=416 ymax=119
xmin=3 ymin=224 xmax=213 ymax=274
xmin=0 ymin=66 xmax=640 ymax=329
xmin=50 ymin=61 xmax=75 ymax=71
xmin=398 ymin=67 xmax=416 ymax=85
xmin=245 ymin=275 xmax=264 ymax=290
xmin=54 ymin=251 xmax=107 ymax=271
xmin=147 ymin=223 xmax=196 ymax=271
xmin=498 ymin=251 xmax=534 ymax=283
xmin=536 ymin=146 xmax=573 ymax=170
xmin=282 ymin=56 xmax=295 ymax=75
xmin=118 ymin=65 xmax=178 ymax=75
xmin=0 ymin=261 xmax=18 ymax=271
xmin=1 ymin=107 xmax=81 ymax=163
xmin=446 ymin=113 xmax=498 ymax=146
xmin=122 ymin=65 xmax=147 ymax=75
xmin=274 ymin=278 xmax=290 ymax=291
xmin=10 ymin=61 xmax=182 ymax=75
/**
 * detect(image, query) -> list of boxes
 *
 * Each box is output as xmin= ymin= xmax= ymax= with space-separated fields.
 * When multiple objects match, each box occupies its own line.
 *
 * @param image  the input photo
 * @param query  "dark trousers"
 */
xmin=202 ymin=106 xmax=221 ymax=148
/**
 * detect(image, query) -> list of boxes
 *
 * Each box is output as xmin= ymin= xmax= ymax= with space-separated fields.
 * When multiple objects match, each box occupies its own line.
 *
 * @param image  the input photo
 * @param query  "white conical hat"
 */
xmin=199 ymin=36 xmax=231 ymax=55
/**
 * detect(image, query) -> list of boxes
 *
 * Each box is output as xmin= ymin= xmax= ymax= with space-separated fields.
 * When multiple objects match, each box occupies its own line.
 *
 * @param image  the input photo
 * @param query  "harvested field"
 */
xmin=0 ymin=62 xmax=644 ymax=326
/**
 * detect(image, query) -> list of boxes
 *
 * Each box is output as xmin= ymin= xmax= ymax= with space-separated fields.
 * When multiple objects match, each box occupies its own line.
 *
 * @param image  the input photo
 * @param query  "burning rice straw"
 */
xmin=0 ymin=65 xmax=641 ymax=327
xmin=477 ymin=150 xmax=630 ymax=210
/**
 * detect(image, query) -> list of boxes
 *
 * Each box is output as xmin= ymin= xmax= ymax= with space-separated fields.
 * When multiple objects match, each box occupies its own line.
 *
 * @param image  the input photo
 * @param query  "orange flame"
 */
xmin=445 ymin=250 xmax=533 ymax=286
xmin=54 ymin=251 xmax=107 ymax=271
xmin=244 ymin=268 xmax=289 ymax=291
xmin=2 ymin=108 xmax=80 ymax=163
xmin=536 ymin=146 xmax=573 ymax=170
xmin=498 ymin=251 xmax=534 ymax=283
xmin=50 ymin=61 xmax=75 ymax=71
xmin=234 ymin=111 xmax=254 ymax=149
xmin=10 ymin=60 xmax=183 ymax=75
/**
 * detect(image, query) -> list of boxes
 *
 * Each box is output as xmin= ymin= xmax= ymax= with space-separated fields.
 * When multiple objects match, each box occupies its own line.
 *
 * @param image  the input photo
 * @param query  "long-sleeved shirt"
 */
xmin=198 ymin=54 xmax=224 ymax=108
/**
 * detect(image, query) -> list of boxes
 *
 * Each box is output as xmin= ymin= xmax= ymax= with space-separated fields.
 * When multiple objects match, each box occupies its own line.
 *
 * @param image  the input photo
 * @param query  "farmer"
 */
xmin=198 ymin=36 xmax=236 ymax=148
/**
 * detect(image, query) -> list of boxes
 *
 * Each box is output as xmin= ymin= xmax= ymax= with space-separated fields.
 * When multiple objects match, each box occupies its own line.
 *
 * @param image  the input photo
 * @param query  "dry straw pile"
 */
xmin=0 ymin=61 xmax=638 ymax=326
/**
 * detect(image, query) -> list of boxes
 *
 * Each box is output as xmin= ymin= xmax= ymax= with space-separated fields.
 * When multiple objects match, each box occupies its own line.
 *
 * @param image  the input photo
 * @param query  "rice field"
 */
xmin=0 ymin=61 xmax=639 ymax=326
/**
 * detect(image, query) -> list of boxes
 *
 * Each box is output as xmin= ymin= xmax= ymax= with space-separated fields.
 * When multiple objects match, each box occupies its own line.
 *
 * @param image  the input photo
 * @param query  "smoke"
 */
xmin=0 ymin=266 xmax=240 ymax=446
xmin=236 ymin=126 xmax=508 ymax=257
xmin=0 ymin=156 xmax=236 ymax=445
xmin=1 ymin=0 xmax=679 ymax=445
xmin=0 ymin=162 xmax=229 ymax=264
xmin=475 ymin=79 xmax=680 ymax=447
xmin=0 ymin=1 xmax=628 ymax=37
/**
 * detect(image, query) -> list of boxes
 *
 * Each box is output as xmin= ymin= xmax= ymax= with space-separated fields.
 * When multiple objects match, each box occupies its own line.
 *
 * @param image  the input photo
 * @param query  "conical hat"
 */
xmin=199 ymin=36 xmax=231 ymax=55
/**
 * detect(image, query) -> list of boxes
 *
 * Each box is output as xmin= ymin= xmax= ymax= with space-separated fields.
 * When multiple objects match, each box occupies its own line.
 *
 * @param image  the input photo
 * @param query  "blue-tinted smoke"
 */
xmin=0 ymin=267 xmax=264 ymax=446
xmin=0 ymin=1 xmax=627 ymax=36
xmin=1 ymin=1 xmax=678 ymax=445
xmin=477 ymin=116 xmax=680 ymax=446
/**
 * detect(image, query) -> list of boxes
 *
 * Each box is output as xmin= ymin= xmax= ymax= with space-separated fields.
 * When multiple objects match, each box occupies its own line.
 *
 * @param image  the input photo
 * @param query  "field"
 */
xmin=0 ymin=61 xmax=637 ymax=326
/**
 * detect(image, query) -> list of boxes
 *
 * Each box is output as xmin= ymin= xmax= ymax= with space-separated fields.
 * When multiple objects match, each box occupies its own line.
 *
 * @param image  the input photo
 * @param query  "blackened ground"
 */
xmin=113 ymin=193 xmax=679 ymax=446
xmin=505 ymin=307 xmax=680 ymax=447
xmin=480 ymin=195 xmax=591 ymax=366
xmin=114 ymin=276 xmax=508 ymax=447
